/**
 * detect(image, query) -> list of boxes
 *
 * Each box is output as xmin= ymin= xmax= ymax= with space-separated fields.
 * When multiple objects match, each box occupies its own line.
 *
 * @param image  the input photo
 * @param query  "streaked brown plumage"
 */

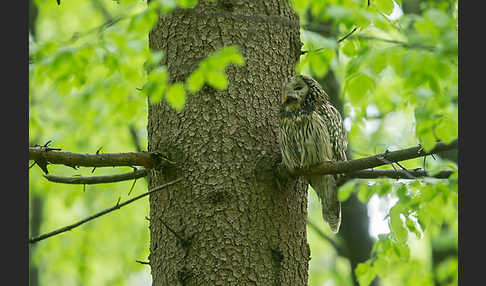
xmin=278 ymin=75 xmax=347 ymax=233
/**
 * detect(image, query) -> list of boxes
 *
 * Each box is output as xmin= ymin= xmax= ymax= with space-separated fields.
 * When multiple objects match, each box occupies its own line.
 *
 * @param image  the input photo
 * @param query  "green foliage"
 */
xmin=28 ymin=0 xmax=242 ymax=285
xmin=355 ymin=261 xmax=376 ymax=286
xmin=296 ymin=0 xmax=457 ymax=285
xmin=374 ymin=0 xmax=395 ymax=15
xmin=30 ymin=0 xmax=457 ymax=285
xmin=186 ymin=46 xmax=245 ymax=93
xmin=166 ymin=82 xmax=186 ymax=111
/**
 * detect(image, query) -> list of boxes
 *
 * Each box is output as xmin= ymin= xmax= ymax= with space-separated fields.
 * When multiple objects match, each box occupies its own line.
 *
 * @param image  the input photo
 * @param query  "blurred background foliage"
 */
xmin=29 ymin=0 xmax=457 ymax=285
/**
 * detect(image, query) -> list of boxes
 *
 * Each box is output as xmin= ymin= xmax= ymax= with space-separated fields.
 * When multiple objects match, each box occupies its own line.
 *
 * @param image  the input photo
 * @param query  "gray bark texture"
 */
xmin=147 ymin=1 xmax=310 ymax=285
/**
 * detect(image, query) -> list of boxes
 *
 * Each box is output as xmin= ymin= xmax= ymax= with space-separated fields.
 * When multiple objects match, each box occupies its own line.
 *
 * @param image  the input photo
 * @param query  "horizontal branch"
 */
xmin=342 ymin=169 xmax=454 ymax=180
xmin=28 ymin=178 xmax=182 ymax=244
xmin=280 ymin=139 xmax=458 ymax=177
xmin=349 ymin=35 xmax=436 ymax=51
xmin=29 ymin=146 xmax=174 ymax=173
xmin=301 ymin=25 xmax=436 ymax=53
xmin=44 ymin=168 xmax=149 ymax=184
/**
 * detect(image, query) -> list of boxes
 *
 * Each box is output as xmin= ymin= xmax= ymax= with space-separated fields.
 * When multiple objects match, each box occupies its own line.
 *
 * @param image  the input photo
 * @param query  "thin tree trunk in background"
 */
xmin=29 ymin=195 xmax=42 ymax=286
xmin=147 ymin=1 xmax=310 ymax=284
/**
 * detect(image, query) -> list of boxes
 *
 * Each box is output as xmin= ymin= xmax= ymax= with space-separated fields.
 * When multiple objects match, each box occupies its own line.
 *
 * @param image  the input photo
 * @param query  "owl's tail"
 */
xmin=309 ymin=175 xmax=341 ymax=233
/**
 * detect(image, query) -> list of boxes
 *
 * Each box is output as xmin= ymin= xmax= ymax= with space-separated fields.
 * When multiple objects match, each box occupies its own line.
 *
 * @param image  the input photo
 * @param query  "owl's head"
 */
xmin=281 ymin=75 xmax=328 ymax=115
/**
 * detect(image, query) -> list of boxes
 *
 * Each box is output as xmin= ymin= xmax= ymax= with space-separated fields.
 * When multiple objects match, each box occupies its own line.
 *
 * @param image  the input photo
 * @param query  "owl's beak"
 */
xmin=284 ymin=92 xmax=298 ymax=103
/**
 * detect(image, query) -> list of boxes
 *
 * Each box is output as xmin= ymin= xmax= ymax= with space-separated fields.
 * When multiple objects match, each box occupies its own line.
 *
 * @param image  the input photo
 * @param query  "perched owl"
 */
xmin=278 ymin=75 xmax=348 ymax=233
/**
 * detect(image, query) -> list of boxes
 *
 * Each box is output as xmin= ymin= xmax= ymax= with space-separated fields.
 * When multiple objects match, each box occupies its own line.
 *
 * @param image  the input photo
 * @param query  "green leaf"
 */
xmin=128 ymin=8 xmax=158 ymax=33
xmin=375 ymin=0 xmax=395 ymax=15
xmin=338 ymin=181 xmax=358 ymax=202
xmin=218 ymin=46 xmax=245 ymax=66
xmin=207 ymin=71 xmax=228 ymax=90
xmin=144 ymin=51 xmax=164 ymax=71
xmin=186 ymin=69 xmax=205 ymax=93
xmin=355 ymin=262 xmax=376 ymax=286
xmin=435 ymin=117 xmax=458 ymax=144
xmin=166 ymin=83 xmax=186 ymax=111
xmin=184 ymin=46 xmax=244 ymax=93
xmin=420 ymin=131 xmax=436 ymax=152
xmin=376 ymin=182 xmax=392 ymax=197
xmin=145 ymin=67 xmax=168 ymax=104
xmin=392 ymin=241 xmax=410 ymax=260
xmin=373 ymin=258 xmax=390 ymax=276
xmin=178 ymin=0 xmax=198 ymax=8
xmin=345 ymin=73 xmax=375 ymax=107
xmin=155 ymin=0 xmax=178 ymax=12
xmin=389 ymin=205 xmax=408 ymax=244
xmin=405 ymin=216 xmax=422 ymax=239
xmin=309 ymin=51 xmax=333 ymax=78
xmin=357 ymin=184 xmax=374 ymax=203
xmin=342 ymin=40 xmax=359 ymax=57
xmin=372 ymin=51 xmax=389 ymax=75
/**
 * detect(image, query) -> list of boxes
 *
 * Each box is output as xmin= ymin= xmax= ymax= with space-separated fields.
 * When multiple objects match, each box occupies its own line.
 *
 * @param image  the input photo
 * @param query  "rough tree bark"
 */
xmin=147 ymin=1 xmax=311 ymax=285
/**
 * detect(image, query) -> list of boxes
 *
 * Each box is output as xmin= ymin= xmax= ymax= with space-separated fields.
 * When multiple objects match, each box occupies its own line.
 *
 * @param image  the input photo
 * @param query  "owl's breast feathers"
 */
xmin=279 ymin=111 xmax=333 ymax=170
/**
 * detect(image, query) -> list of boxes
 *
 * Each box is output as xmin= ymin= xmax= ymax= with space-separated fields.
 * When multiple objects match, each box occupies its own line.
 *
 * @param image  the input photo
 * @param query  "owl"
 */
xmin=278 ymin=75 xmax=348 ymax=233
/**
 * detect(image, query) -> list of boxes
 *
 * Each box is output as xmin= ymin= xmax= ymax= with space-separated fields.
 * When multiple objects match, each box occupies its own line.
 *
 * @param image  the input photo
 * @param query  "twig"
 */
xmin=349 ymin=35 xmax=436 ymax=51
xmin=376 ymin=155 xmax=416 ymax=179
xmin=128 ymin=178 xmax=138 ymax=196
xmin=91 ymin=146 xmax=104 ymax=173
xmin=337 ymin=27 xmax=358 ymax=43
xmin=136 ymin=260 xmax=150 ymax=265
xmin=28 ymin=178 xmax=183 ymax=244
xmin=43 ymin=168 xmax=149 ymax=185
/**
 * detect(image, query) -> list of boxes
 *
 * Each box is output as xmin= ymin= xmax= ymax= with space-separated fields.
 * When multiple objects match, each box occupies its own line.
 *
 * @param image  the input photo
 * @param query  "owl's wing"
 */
xmin=317 ymin=101 xmax=348 ymax=162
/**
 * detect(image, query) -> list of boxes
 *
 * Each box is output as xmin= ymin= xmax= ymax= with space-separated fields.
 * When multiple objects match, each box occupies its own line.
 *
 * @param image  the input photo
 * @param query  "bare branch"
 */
xmin=28 ymin=178 xmax=183 ymax=244
xmin=43 ymin=168 xmax=149 ymax=185
xmin=348 ymin=35 xmax=436 ymax=51
xmin=337 ymin=169 xmax=454 ymax=186
xmin=338 ymin=27 xmax=358 ymax=43
xmin=29 ymin=146 xmax=174 ymax=173
xmin=278 ymin=140 xmax=458 ymax=177
xmin=344 ymin=169 xmax=454 ymax=180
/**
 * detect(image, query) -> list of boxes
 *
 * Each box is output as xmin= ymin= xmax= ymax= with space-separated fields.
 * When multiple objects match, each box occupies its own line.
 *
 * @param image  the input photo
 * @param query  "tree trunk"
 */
xmin=29 ymin=194 xmax=42 ymax=286
xmin=147 ymin=1 xmax=309 ymax=285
